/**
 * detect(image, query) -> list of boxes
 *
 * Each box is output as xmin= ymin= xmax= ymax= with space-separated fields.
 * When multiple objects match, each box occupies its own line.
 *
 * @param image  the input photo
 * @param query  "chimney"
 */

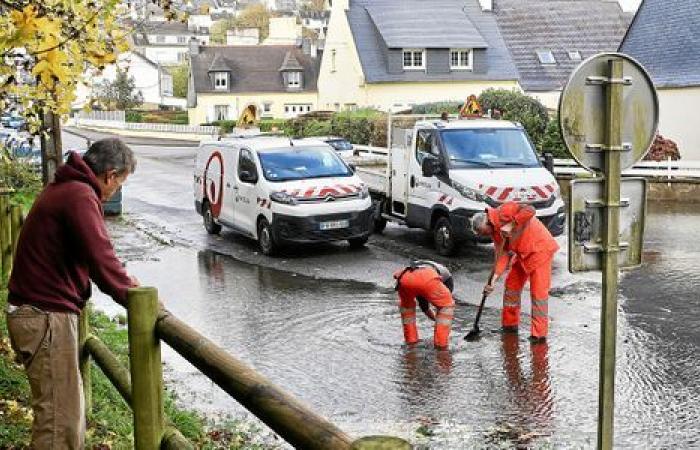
xmin=189 ymin=37 xmax=200 ymax=55
xmin=478 ymin=0 xmax=492 ymax=11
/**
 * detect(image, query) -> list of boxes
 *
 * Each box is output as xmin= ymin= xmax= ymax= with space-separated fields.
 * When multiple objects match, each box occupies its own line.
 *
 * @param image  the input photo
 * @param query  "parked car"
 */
xmin=7 ymin=116 xmax=25 ymax=130
xmin=303 ymin=136 xmax=355 ymax=157
xmin=194 ymin=136 xmax=373 ymax=255
xmin=63 ymin=149 xmax=123 ymax=215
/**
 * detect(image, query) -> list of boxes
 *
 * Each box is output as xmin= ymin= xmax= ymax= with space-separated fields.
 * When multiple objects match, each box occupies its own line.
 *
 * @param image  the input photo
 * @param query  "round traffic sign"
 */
xmin=558 ymin=52 xmax=658 ymax=173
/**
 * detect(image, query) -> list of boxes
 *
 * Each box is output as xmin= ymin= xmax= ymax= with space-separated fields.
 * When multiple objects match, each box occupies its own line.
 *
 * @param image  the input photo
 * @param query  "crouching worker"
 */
xmin=471 ymin=201 xmax=559 ymax=343
xmin=393 ymin=260 xmax=455 ymax=350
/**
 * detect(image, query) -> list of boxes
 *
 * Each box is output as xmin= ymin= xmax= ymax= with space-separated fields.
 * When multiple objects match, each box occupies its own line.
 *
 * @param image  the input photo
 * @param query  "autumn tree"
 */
xmin=92 ymin=70 xmax=143 ymax=110
xmin=0 ymin=2 xmax=133 ymax=132
xmin=234 ymin=4 xmax=271 ymax=40
xmin=302 ymin=0 xmax=327 ymax=12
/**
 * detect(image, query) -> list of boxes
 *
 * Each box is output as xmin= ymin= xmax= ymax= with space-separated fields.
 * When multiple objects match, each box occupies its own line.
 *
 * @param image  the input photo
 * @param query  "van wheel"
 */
xmin=348 ymin=236 xmax=369 ymax=248
xmin=433 ymin=216 xmax=459 ymax=256
xmin=372 ymin=217 xmax=387 ymax=234
xmin=203 ymin=201 xmax=222 ymax=235
xmin=257 ymin=218 xmax=277 ymax=256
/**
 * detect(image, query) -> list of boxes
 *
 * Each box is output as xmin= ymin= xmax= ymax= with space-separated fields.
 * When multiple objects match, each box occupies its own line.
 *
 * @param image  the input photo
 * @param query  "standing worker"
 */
xmin=471 ymin=201 xmax=559 ymax=342
xmin=6 ymin=138 xmax=139 ymax=448
xmin=394 ymin=260 xmax=455 ymax=350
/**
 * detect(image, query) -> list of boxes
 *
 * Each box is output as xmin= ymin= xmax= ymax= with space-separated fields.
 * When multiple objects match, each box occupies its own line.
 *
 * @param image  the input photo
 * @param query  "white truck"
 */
xmin=194 ymin=136 xmax=373 ymax=255
xmin=358 ymin=116 xmax=566 ymax=255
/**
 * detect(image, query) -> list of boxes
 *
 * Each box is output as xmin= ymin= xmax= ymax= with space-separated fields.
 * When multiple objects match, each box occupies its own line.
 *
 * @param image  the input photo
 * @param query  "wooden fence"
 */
xmin=0 ymin=190 xmax=410 ymax=450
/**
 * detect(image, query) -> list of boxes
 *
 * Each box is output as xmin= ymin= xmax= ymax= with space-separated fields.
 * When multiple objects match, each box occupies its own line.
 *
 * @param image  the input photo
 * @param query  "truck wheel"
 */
xmin=372 ymin=217 xmax=387 ymax=234
xmin=348 ymin=236 xmax=369 ymax=248
xmin=203 ymin=201 xmax=222 ymax=235
xmin=433 ymin=216 xmax=459 ymax=256
xmin=257 ymin=218 xmax=277 ymax=256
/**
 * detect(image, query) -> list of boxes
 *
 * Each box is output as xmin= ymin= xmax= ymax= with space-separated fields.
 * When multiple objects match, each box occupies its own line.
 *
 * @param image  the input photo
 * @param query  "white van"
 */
xmin=193 ymin=136 xmax=373 ymax=255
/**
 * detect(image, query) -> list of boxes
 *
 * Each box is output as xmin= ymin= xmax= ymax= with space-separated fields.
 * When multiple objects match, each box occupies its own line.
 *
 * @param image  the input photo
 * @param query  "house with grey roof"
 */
xmin=133 ymin=20 xmax=211 ymax=66
xmin=493 ymin=0 xmax=632 ymax=109
xmin=318 ymin=0 xmax=520 ymax=112
xmin=620 ymin=0 xmax=700 ymax=160
xmin=187 ymin=40 xmax=321 ymax=124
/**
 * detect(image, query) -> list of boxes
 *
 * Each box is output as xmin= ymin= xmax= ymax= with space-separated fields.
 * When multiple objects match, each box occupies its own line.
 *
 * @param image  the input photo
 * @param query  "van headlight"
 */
xmin=452 ymin=180 xmax=485 ymax=203
xmin=359 ymin=184 xmax=369 ymax=199
xmin=270 ymin=191 xmax=297 ymax=205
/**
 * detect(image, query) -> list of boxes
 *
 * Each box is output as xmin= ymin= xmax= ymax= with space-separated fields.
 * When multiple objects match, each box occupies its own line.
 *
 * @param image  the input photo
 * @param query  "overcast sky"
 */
xmin=618 ymin=0 xmax=642 ymax=12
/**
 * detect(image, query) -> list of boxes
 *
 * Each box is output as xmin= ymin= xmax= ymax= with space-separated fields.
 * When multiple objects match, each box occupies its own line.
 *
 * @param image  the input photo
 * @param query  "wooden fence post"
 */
xmin=9 ymin=205 xmax=22 ymax=259
xmin=128 ymin=287 xmax=164 ymax=450
xmin=78 ymin=302 xmax=92 ymax=417
xmin=0 ymin=192 xmax=11 ymax=279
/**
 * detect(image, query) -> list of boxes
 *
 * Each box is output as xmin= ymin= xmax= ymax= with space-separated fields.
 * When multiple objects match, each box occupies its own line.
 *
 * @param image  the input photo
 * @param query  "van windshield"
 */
xmin=258 ymin=146 xmax=353 ymax=182
xmin=440 ymin=128 xmax=541 ymax=168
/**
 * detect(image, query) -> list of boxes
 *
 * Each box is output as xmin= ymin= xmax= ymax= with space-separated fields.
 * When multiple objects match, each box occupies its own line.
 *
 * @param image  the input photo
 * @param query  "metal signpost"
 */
xmin=559 ymin=53 xmax=658 ymax=450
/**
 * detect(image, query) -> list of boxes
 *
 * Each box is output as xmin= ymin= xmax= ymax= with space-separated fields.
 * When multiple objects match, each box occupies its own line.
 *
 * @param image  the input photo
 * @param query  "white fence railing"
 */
xmin=74 ymin=111 xmax=218 ymax=136
xmin=350 ymin=146 xmax=700 ymax=180
xmin=553 ymin=158 xmax=700 ymax=179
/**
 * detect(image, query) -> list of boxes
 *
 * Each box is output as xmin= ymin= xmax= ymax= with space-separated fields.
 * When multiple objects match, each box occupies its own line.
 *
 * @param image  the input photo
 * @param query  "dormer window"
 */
xmin=287 ymin=71 xmax=302 ymax=88
xmin=536 ymin=50 xmax=556 ymax=65
xmin=403 ymin=49 xmax=425 ymax=70
xmin=450 ymin=49 xmax=473 ymax=70
xmin=213 ymin=72 xmax=228 ymax=90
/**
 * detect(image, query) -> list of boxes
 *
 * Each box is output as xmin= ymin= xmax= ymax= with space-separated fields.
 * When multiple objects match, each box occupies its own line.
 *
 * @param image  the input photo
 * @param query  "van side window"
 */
xmin=238 ymin=148 xmax=258 ymax=183
xmin=415 ymin=130 xmax=438 ymax=164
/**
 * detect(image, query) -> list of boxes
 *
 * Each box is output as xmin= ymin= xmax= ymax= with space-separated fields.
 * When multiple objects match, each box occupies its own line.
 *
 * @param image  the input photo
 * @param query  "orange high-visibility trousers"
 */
xmin=397 ymin=268 xmax=454 ymax=348
xmin=502 ymin=252 xmax=553 ymax=338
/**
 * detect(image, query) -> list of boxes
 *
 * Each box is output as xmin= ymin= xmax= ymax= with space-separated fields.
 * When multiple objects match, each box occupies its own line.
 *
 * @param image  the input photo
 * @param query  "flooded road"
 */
xmin=72 ymin=133 xmax=700 ymax=448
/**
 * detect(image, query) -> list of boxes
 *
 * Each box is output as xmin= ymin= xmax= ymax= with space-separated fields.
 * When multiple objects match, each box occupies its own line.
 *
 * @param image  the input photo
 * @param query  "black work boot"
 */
xmin=492 ymin=325 xmax=519 ymax=334
xmin=528 ymin=335 xmax=547 ymax=344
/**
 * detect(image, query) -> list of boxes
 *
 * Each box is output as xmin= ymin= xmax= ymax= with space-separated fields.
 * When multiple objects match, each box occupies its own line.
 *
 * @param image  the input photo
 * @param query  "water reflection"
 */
xmin=500 ymin=335 xmax=553 ymax=431
xmin=88 ymin=202 xmax=700 ymax=447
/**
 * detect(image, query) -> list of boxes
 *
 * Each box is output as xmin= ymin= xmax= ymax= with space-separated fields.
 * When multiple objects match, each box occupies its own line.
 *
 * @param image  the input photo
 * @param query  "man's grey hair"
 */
xmin=83 ymin=138 xmax=136 ymax=176
xmin=470 ymin=212 xmax=488 ymax=234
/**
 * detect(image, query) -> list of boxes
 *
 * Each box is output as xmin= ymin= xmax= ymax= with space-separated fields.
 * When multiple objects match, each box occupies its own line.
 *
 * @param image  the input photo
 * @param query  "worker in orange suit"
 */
xmin=471 ymin=201 xmax=559 ymax=342
xmin=393 ymin=261 xmax=455 ymax=350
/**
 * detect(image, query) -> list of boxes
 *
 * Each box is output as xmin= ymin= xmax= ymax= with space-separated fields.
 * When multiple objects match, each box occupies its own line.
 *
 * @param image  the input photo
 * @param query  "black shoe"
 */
xmin=528 ymin=335 xmax=546 ymax=344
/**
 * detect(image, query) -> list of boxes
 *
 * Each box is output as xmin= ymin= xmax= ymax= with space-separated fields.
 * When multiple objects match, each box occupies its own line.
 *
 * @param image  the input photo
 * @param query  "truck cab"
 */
xmin=194 ymin=136 xmax=373 ymax=255
xmin=361 ymin=117 xmax=565 ymax=255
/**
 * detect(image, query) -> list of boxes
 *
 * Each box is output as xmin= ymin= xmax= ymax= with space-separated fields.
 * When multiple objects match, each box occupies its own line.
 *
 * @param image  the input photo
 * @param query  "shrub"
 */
xmin=259 ymin=119 xmax=287 ymax=133
xmin=478 ymin=89 xmax=550 ymax=151
xmin=541 ymin=117 xmax=571 ymax=158
xmin=411 ymin=101 xmax=462 ymax=115
xmin=644 ymin=134 xmax=681 ymax=161
xmin=125 ymin=110 xmax=143 ymax=123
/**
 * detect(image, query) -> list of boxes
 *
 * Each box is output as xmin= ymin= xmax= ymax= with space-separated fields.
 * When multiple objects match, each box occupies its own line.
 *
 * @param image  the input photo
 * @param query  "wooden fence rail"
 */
xmin=1 ymin=190 xmax=410 ymax=450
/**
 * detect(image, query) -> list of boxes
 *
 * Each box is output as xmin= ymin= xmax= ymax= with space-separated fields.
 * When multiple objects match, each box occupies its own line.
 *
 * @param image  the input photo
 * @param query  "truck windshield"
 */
xmin=440 ymin=128 xmax=540 ymax=168
xmin=258 ymin=146 xmax=353 ymax=182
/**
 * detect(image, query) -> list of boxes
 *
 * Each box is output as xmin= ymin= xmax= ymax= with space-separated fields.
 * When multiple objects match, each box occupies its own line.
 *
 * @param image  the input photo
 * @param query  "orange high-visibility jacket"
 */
xmin=487 ymin=202 xmax=559 ymax=276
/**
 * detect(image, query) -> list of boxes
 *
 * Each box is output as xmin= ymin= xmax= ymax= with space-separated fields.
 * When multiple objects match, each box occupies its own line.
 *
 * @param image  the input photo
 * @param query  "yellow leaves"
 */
xmin=0 ymin=399 xmax=33 ymax=423
xmin=32 ymin=47 xmax=71 ymax=88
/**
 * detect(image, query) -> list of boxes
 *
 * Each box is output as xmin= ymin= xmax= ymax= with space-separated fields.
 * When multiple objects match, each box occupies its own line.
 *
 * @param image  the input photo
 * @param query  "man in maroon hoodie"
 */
xmin=6 ymin=138 xmax=138 ymax=449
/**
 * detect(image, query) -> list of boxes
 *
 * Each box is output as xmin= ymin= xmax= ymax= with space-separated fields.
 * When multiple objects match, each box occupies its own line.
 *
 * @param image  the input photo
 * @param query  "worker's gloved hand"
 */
xmin=483 ymin=283 xmax=495 ymax=296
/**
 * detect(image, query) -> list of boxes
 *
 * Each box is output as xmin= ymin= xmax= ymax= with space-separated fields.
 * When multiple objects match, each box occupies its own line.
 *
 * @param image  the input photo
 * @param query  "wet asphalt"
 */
xmin=63 ymin=131 xmax=700 ymax=448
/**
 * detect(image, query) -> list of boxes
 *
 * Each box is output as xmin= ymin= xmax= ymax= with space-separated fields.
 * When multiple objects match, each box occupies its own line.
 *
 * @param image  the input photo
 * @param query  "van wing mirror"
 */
xmin=421 ymin=155 xmax=442 ymax=177
xmin=239 ymin=170 xmax=258 ymax=183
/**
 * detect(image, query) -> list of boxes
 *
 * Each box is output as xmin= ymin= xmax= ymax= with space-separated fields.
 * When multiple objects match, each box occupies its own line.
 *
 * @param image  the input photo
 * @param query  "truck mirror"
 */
xmin=542 ymin=152 xmax=554 ymax=174
xmin=421 ymin=155 xmax=441 ymax=177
